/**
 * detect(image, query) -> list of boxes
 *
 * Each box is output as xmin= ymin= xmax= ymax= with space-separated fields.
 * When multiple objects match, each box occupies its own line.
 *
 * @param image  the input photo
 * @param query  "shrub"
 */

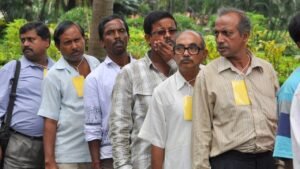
xmin=58 ymin=7 xmax=92 ymax=33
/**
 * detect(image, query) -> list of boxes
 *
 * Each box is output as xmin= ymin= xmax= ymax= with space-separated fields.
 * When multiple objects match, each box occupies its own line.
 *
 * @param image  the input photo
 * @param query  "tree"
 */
xmin=88 ymin=0 xmax=114 ymax=60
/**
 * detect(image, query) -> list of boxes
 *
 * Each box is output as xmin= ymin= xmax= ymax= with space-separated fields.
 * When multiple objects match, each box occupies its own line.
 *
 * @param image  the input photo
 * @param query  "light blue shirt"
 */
xmin=84 ymin=56 xmax=135 ymax=159
xmin=38 ymin=54 xmax=99 ymax=163
xmin=0 ymin=56 xmax=54 ymax=137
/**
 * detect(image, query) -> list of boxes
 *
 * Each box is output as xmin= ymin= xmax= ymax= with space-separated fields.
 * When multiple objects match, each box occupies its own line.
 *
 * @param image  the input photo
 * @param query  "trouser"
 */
xmin=210 ymin=150 xmax=276 ymax=169
xmin=57 ymin=162 xmax=92 ymax=169
xmin=3 ymin=131 xmax=44 ymax=169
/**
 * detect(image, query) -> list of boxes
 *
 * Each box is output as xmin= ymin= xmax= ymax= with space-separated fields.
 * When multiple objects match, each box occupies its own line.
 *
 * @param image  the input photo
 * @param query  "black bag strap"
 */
xmin=3 ymin=60 xmax=21 ymax=130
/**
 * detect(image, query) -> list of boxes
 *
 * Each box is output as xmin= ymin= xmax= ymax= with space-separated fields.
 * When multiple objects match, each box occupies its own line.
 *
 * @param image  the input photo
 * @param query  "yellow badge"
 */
xmin=72 ymin=75 xmax=84 ymax=97
xmin=43 ymin=69 xmax=48 ymax=77
xmin=184 ymin=96 xmax=193 ymax=121
xmin=231 ymin=80 xmax=251 ymax=105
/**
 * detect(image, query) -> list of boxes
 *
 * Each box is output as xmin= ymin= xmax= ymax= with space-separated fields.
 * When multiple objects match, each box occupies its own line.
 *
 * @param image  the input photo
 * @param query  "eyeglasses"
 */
xmin=174 ymin=45 xmax=203 ymax=55
xmin=151 ymin=28 xmax=177 ymax=36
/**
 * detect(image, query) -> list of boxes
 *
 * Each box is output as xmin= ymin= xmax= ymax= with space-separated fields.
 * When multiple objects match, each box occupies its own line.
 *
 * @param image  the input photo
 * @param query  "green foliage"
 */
xmin=58 ymin=7 xmax=92 ymax=32
xmin=0 ymin=19 xmax=26 ymax=65
xmin=173 ymin=13 xmax=202 ymax=32
xmin=114 ymin=0 xmax=139 ymax=15
xmin=127 ymin=26 xmax=149 ymax=59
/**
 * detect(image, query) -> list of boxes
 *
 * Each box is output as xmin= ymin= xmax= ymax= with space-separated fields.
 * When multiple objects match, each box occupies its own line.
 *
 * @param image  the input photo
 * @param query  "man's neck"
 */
xmin=109 ymin=52 xmax=130 ymax=67
xmin=180 ymin=67 xmax=200 ymax=87
xmin=30 ymin=55 xmax=48 ymax=67
xmin=227 ymin=51 xmax=251 ymax=73
xmin=150 ymin=51 xmax=170 ymax=77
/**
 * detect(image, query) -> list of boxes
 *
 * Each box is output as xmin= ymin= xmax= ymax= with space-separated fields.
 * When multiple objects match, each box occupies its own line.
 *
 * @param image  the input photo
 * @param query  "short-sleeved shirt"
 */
xmin=38 ymin=54 xmax=99 ymax=163
xmin=139 ymin=69 xmax=203 ymax=169
xmin=0 ymin=56 xmax=54 ymax=136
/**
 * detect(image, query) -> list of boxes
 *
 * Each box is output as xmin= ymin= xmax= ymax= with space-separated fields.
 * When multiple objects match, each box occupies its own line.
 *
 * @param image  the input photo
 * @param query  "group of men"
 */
xmin=0 ymin=7 xmax=300 ymax=169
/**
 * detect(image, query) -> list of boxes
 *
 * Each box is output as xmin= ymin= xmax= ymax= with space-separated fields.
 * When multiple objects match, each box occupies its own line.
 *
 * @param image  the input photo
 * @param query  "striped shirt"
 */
xmin=273 ymin=68 xmax=300 ymax=159
xmin=109 ymin=51 xmax=177 ymax=169
xmin=192 ymin=54 xmax=279 ymax=169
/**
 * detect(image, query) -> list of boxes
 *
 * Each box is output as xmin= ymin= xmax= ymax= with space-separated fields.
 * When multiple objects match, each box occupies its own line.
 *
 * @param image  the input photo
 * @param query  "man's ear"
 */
xmin=100 ymin=40 xmax=105 ymax=48
xmin=145 ymin=34 xmax=151 ymax=46
xmin=55 ymin=43 xmax=60 ymax=50
xmin=202 ymin=49 xmax=208 ymax=60
xmin=242 ymin=32 xmax=250 ymax=42
xmin=296 ymin=41 xmax=300 ymax=48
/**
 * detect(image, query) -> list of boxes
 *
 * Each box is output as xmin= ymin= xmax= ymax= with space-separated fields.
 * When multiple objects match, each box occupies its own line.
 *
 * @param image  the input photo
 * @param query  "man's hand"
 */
xmin=45 ymin=161 xmax=58 ymax=169
xmin=153 ymin=40 xmax=174 ymax=63
xmin=92 ymin=161 xmax=101 ymax=169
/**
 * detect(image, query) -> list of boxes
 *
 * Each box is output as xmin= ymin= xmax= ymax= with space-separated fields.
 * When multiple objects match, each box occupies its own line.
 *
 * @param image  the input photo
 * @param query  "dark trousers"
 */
xmin=210 ymin=150 xmax=276 ymax=169
xmin=3 ymin=131 xmax=44 ymax=169
xmin=101 ymin=158 xmax=113 ymax=169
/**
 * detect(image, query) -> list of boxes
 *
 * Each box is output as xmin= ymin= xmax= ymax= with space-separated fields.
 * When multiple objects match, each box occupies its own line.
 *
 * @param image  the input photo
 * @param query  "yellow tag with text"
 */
xmin=43 ymin=69 xmax=48 ymax=77
xmin=232 ymin=80 xmax=251 ymax=105
xmin=184 ymin=96 xmax=193 ymax=121
xmin=72 ymin=75 xmax=84 ymax=97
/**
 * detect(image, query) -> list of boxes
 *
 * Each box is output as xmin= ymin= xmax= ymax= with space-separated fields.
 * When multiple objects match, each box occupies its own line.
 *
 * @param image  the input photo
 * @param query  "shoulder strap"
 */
xmin=3 ymin=60 xmax=21 ymax=129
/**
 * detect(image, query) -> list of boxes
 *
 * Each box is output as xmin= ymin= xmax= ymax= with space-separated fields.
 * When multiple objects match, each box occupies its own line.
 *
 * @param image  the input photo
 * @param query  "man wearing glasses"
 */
xmin=138 ymin=30 xmax=207 ymax=169
xmin=109 ymin=11 xmax=177 ymax=169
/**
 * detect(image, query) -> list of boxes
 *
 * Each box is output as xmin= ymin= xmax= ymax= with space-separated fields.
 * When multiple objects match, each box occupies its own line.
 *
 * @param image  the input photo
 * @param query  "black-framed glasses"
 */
xmin=174 ymin=45 xmax=203 ymax=55
xmin=151 ymin=28 xmax=177 ymax=36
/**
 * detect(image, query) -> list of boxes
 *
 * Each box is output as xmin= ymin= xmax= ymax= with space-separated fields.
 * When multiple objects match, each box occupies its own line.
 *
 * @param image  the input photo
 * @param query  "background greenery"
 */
xmin=0 ymin=0 xmax=300 ymax=84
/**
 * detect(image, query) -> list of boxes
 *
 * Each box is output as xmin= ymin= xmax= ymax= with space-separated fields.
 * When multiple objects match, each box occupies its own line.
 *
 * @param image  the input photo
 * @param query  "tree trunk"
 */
xmin=184 ymin=0 xmax=188 ymax=11
xmin=88 ymin=0 xmax=113 ymax=60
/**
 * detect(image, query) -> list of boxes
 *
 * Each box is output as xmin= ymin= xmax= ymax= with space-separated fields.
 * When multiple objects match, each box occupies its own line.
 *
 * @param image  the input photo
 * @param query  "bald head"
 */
xmin=175 ymin=30 xmax=206 ymax=49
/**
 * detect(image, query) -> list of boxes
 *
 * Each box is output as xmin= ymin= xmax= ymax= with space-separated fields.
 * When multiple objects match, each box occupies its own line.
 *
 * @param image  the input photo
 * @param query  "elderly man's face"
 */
xmin=56 ymin=25 xmax=85 ymax=62
xmin=173 ymin=31 xmax=207 ymax=73
xmin=214 ymin=12 xmax=249 ymax=59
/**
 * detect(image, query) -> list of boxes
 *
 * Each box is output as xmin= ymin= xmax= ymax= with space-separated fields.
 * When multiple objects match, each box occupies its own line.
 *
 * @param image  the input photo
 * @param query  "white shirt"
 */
xmin=138 ymin=68 xmax=203 ymax=169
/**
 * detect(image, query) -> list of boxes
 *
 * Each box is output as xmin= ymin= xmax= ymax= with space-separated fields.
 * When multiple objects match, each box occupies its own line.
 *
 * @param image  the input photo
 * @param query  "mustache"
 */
xmin=71 ymin=48 xmax=80 ymax=54
xmin=180 ymin=57 xmax=193 ymax=63
xmin=165 ymin=39 xmax=175 ymax=47
xmin=217 ymin=43 xmax=228 ymax=48
xmin=113 ymin=40 xmax=124 ymax=46
xmin=23 ymin=47 xmax=33 ymax=52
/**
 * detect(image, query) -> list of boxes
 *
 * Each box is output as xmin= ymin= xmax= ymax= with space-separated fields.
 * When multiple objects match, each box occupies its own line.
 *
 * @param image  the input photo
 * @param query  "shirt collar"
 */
xmin=217 ymin=51 xmax=264 ymax=74
xmin=175 ymin=64 xmax=205 ymax=90
xmin=21 ymin=55 xmax=55 ymax=69
xmin=175 ymin=71 xmax=187 ymax=90
xmin=104 ymin=53 xmax=136 ymax=67
xmin=144 ymin=51 xmax=153 ymax=69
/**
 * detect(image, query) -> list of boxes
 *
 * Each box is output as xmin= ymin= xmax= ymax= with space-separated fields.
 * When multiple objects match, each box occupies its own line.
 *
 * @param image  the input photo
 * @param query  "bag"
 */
xmin=0 ymin=60 xmax=20 ymax=168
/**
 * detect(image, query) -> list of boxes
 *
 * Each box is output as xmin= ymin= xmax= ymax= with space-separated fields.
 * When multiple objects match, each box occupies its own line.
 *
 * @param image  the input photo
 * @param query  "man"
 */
xmin=0 ymin=22 xmax=54 ymax=169
xmin=84 ymin=15 xmax=134 ymax=169
xmin=192 ymin=7 xmax=279 ymax=169
xmin=109 ymin=11 xmax=177 ymax=169
xmin=138 ymin=30 xmax=207 ymax=169
xmin=289 ymin=12 xmax=300 ymax=169
xmin=274 ymin=12 xmax=300 ymax=169
xmin=38 ymin=21 xmax=99 ymax=169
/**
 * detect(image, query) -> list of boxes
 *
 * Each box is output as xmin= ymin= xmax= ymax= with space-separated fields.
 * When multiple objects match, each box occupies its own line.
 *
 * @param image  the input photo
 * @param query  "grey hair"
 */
xmin=217 ymin=7 xmax=251 ymax=35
